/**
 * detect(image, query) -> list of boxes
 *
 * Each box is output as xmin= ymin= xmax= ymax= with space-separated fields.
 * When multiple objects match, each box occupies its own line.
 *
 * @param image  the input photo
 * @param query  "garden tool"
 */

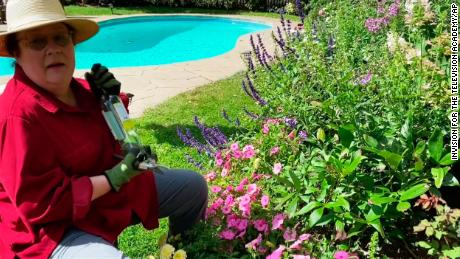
xmin=101 ymin=94 xmax=158 ymax=171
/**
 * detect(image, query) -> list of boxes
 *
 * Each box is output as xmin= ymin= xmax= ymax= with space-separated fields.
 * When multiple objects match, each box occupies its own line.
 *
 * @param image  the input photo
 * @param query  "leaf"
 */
xmin=431 ymin=167 xmax=447 ymax=188
xmin=325 ymin=197 xmax=350 ymax=211
xmin=400 ymin=183 xmax=429 ymax=201
xmin=425 ymin=226 xmax=434 ymax=237
xmin=316 ymin=128 xmax=326 ymax=142
xmin=369 ymin=195 xmax=397 ymax=205
xmin=339 ymin=125 xmax=354 ymax=148
xmin=342 ymin=152 xmax=365 ymax=176
xmin=396 ymin=201 xmax=411 ymax=212
xmin=309 ymin=207 xmax=324 ymax=228
xmin=428 ymin=128 xmax=443 ymax=163
xmin=416 ymin=241 xmax=432 ymax=249
xmin=364 ymin=134 xmax=378 ymax=148
xmin=288 ymin=171 xmax=302 ymax=192
xmin=274 ymin=176 xmax=294 ymax=188
xmin=401 ymin=116 xmax=413 ymax=148
xmin=296 ymin=201 xmax=321 ymax=216
xmin=439 ymin=153 xmax=456 ymax=165
xmin=378 ymin=150 xmax=402 ymax=170
xmin=443 ymin=173 xmax=460 ymax=187
xmin=287 ymin=197 xmax=299 ymax=218
xmin=368 ymin=219 xmax=385 ymax=238
xmin=316 ymin=212 xmax=334 ymax=226
xmin=414 ymin=140 xmax=426 ymax=156
xmin=442 ymin=247 xmax=460 ymax=258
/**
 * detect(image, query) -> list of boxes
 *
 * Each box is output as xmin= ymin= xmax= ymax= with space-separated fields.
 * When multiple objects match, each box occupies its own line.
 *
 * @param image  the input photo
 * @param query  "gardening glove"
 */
xmin=85 ymin=63 xmax=121 ymax=100
xmin=123 ymin=143 xmax=158 ymax=164
xmin=105 ymin=147 xmax=144 ymax=192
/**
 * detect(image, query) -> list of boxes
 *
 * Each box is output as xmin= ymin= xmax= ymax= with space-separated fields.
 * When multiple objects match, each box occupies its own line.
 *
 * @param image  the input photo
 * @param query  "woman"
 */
xmin=0 ymin=0 xmax=208 ymax=258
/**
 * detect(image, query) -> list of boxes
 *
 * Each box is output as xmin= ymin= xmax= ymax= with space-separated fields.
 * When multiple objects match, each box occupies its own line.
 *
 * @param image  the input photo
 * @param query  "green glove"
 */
xmin=85 ymin=63 xmax=121 ymax=99
xmin=105 ymin=152 xmax=143 ymax=192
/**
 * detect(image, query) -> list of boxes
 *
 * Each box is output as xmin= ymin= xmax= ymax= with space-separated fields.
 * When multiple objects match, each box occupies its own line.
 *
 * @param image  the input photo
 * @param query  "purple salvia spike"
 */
xmin=242 ymin=80 xmax=253 ymax=98
xmin=243 ymin=107 xmax=260 ymax=120
xmin=222 ymin=109 xmax=232 ymax=123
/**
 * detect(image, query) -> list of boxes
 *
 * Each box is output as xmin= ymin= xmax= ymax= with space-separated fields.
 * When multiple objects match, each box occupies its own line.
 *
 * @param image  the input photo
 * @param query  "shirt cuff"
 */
xmin=71 ymin=176 xmax=93 ymax=222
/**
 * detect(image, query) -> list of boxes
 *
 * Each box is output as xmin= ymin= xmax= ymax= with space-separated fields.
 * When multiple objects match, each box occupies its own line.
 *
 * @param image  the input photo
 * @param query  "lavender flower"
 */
xmin=312 ymin=22 xmax=319 ymax=42
xmin=243 ymin=107 xmax=260 ymax=120
xmin=365 ymin=18 xmax=382 ymax=33
xmin=247 ymin=55 xmax=255 ymax=74
xmin=184 ymin=153 xmax=205 ymax=171
xmin=295 ymin=0 xmax=305 ymax=24
xmin=235 ymin=118 xmax=240 ymax=127
xmin=299 ymin=130 xmax=308 ymax=140
xmin=194 ymin=116 xmax=228 ymax=149
xmin=257 ymin=34 xmax=273 ymax=61
xmin=388 ymin=2 xmax=399 ymax=17
xmin=222 ymin=109 xmax=232 ymax=123
xmin=246 ymin=75 xmax=268 ymax=106
xmin=358 ymin=71 xmax=373 ymax=85
xmin=284 ymin=118 xmax=298 ymax=128
xmin=176 ymin=127 xmax=210 ymax=154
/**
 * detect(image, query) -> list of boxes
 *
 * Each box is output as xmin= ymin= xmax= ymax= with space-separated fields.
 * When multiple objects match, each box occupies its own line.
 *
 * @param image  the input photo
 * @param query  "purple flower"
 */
xmin=365 ymin=18 xmax=382 ymax=33
xmin=184 ymin=153 xmax=205 ymax=170
xmin=358 ymin=71 xmax=373 ymax=85
xmin=222 ymin=109 xmax=232 ymax=123
xmin=284 ymin=117 xmax=298 ymax=128
xmin=388 ymin=2 xmax=399 ymax=16
xmin=243 ymin=107 xmax=260 ymax=120
xmin=295 ymin=0 xmax=305 ymax=24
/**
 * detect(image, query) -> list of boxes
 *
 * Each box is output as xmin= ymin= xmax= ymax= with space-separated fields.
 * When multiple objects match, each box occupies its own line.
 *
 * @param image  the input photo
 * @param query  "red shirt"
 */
xmin=0 ymin=67 xmax=159 ymax=258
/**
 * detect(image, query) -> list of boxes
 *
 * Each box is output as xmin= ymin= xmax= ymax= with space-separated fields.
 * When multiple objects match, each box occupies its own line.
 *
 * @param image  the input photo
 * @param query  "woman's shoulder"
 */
xmin=0 ymin=78 xmax=44 ymax=122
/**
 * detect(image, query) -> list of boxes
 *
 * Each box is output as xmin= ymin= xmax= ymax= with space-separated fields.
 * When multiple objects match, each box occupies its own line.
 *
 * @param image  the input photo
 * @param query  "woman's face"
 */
xmin=15 ymin=23 xmax=75 ymax=94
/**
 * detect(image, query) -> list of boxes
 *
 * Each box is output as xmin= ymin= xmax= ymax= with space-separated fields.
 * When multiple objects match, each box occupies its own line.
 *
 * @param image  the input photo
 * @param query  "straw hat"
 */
xmin=0 ymin=0 xmax=99 ymax=57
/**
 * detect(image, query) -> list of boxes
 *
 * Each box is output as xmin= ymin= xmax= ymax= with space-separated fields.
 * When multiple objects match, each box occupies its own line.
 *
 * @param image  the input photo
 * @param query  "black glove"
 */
xmin=85 ymin=63 xmax=121 ymax=99
xmin=122 ymin=143 xmax=158 ymax=165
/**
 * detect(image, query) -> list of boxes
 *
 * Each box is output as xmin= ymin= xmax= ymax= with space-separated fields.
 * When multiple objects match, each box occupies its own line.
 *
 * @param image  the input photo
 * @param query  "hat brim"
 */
xmin=0 ymin=18 xmax=99 ymax=57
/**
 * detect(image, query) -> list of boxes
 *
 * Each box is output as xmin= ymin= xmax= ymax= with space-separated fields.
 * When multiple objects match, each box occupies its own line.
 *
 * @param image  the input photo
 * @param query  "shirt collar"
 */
xmin=13 ymin=65 xmax=97 ymax=114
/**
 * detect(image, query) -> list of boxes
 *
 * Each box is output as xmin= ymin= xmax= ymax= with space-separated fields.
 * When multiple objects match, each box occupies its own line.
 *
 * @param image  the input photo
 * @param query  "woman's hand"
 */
xmin=104 ymin=145 xmax=147 ymax=192
xmin=85 ymin=63 xmax=121 ymax=99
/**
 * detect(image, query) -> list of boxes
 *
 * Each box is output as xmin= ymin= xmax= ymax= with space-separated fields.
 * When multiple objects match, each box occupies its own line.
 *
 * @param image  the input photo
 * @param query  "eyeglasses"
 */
xmin=18 ymin=31 xmax=74 ymax=51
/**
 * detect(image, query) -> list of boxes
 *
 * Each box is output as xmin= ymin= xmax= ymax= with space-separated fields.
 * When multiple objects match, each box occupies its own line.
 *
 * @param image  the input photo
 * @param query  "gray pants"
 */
xmin=50 ymin=168 xmax=208 ymax=258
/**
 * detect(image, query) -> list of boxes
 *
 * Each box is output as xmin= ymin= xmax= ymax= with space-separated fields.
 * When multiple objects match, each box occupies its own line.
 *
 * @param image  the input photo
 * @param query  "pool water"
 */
xmin=0 ymin=16 xmax=271 ymax=76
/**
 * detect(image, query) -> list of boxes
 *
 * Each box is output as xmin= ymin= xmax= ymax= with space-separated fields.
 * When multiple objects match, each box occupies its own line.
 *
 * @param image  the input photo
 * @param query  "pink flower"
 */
xmin=261 ymin=195 xmax=270 ymax=208
xmin=252 ymin=172 xmax=263 ymax=181
xmin=272 ymin=213 xmax=286 ymax=230
xmin=224 ymin=160 xmax=232 ymax=170
xmin=245 ymin=233 xmax=262 ymax=250
xmin=262 ymin=124 xmax=270 ymax=134
xmin=293 ymin=256 xmax=310 ymax=259
xmin=211 ymin=186 xmax=222 ymax=193
xmin=247 ymin=184 xmax=259 ymax=196
xmin=236 ymin=219 xmax=249 ymax=232
xmin=273 ymin=163 xmax=282 ymax=175
xmin=235 ymin=184 xmax=245 ymax=192
xmin=221 ymin=168 xmax=229 ymax=177
xmin=225 ymin=195 xmax=234 ymax=206
xmin=270 ymin=146 xmax=280 ymax=156
xmin=334 ymin=251 xmax=349 ymax=259
xmin=289 ymin=240 xmax=303 ymax=250
xmin=230 ymin=143 xmax=239 ymax=152
xmin=253 ymin=219 xmax=269 ymax=233
xmin=283 ymin=227 xmax=297 ymax=242
xmin=298 ymin=234 xmax=311 ymax=241
xmin=222 ymin=205 xmax=232 ymax=214
xmin=216 ymin=158 xmax=224 ymax=166
xmin=205 ymin=171 xmax=216 ymax=182
xmin=233 ymin=150 xmax=243 ymax=159
xmin=226 ymin=185 xmax=233 ymax=192
xmin=219 ymin=229 xmax=236 ymax=240
xmin=243 ymin=145 xmax=256 ymax=159
xmin=266 ymin=245 xmax=285 ymax=259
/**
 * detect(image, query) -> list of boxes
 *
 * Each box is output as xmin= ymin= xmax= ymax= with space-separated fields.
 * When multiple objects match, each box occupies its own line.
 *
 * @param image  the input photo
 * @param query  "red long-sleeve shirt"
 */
xmin=0 ymin=67 xmax=159 ymax=258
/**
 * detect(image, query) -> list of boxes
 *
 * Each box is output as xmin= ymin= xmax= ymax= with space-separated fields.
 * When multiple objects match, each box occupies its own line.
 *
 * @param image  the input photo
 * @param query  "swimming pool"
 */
xmin=0 ymin=15 xmax=271 ymax=76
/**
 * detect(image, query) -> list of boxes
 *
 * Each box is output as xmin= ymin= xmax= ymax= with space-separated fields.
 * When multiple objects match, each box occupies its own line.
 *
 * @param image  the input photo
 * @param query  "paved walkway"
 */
xmin=0 ymin=14 xmax=280 ymax=117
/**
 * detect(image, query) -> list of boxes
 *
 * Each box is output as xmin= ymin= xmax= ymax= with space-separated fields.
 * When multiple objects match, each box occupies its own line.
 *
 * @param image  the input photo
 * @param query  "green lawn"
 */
xmin=64 ymin=5 xmax=300 ymax=21
xmin=117 ymin=72 xmax=261 ymax=257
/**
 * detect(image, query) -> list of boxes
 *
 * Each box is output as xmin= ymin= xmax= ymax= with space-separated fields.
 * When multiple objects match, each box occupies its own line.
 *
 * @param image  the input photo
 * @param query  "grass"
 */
xmin=64 ymin=5 xmax=300 ymax=21
xmin=117 ymin=72 xmax=261 ymax=257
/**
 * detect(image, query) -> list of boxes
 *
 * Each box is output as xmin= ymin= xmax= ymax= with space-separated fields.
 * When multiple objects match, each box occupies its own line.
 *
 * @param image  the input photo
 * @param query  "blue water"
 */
xmin=0 ymin=16 xmax=271 ymax=76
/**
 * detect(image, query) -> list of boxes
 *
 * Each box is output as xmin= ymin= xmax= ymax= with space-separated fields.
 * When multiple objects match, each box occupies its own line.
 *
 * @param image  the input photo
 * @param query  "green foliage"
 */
xmin=413 ymin=205 xmax=460 ymax=258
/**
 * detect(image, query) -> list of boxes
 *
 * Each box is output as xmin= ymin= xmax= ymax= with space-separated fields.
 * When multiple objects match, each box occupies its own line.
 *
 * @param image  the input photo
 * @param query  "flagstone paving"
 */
xmin=0 ymin=14 xmax=280 ymax=117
